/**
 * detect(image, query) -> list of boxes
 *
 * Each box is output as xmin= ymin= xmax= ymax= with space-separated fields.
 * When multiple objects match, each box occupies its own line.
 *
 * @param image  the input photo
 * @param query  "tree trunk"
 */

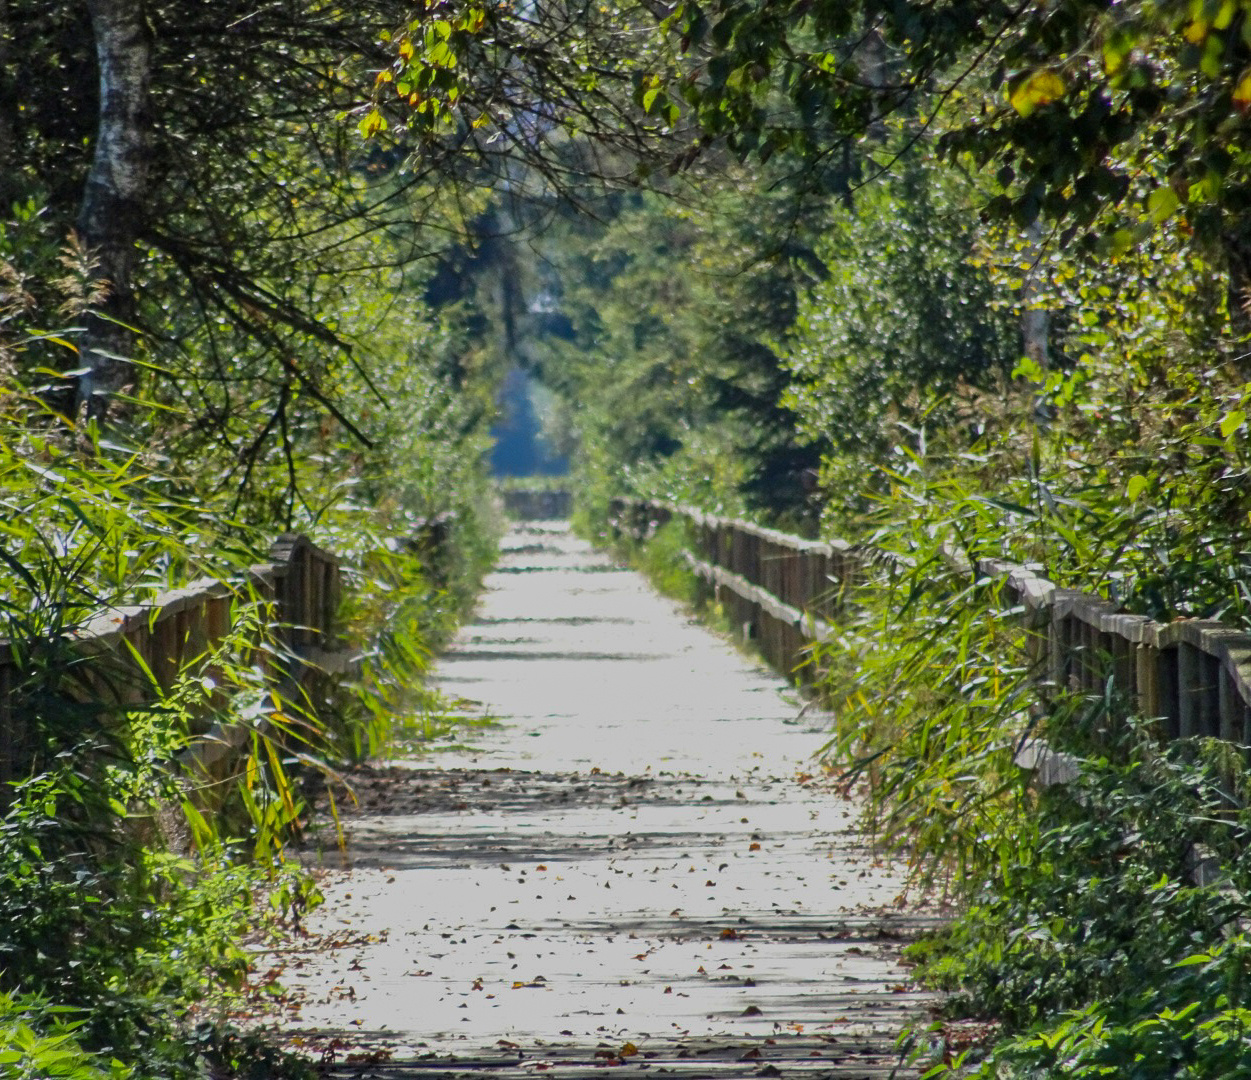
xmin=1020 ymin=220 xmax=1050 ymax=370
xmin=75 ymin=0 xmax=152 ymax=424
xmin=0 ymin=1 xmax=14 ymax=206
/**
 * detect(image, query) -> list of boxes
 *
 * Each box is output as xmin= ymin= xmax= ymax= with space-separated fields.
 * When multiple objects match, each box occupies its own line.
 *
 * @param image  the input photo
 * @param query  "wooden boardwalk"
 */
xmin=263 ymin=522 xmax=937 ymax=1077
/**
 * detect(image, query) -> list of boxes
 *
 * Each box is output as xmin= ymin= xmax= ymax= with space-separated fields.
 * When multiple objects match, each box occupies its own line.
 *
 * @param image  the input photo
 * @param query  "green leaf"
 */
xmin=1009 ymin=70 xmax=1066 ymax=116
xmin=1125 ymin=474 xmax=1149 ymax=501
xmin=1012 ymin=356 xmax=1044 ymax=383
xmin=1146 ymin=186 xmax=1180 ymax=223
xmin=1220 ymin=409 xmax=1245 ymax=437
xmin=357 ymin=109 xmax=387 ymax=137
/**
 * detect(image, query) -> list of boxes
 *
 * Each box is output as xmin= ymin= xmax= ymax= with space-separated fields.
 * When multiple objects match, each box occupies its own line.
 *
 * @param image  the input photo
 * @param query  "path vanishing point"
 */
xmin=262 ymin=520 xmax=941 ymax=1077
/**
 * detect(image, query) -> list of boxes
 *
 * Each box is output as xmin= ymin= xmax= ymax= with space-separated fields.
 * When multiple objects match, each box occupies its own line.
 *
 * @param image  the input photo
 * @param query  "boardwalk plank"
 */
xmin=261 ymin=523 xmax=936 ymax=1076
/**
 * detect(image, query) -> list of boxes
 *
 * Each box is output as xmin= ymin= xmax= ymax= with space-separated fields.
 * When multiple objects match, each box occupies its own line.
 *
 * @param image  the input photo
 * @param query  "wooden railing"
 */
xmin=0 ymin=516 xmax=453 ymax=785
xmin=609 ymin=497 xmax=1251 ymax=750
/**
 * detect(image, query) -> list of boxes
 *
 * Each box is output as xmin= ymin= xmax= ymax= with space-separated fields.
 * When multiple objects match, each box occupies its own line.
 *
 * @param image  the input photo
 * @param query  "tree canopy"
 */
xmin=6 ymin=1 xmax=1251 ymax=1076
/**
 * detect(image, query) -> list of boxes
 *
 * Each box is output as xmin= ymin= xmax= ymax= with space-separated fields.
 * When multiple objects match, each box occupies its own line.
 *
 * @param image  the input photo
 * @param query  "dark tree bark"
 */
xmin=0 ymin=1 xmax=14 ymax=203
xmin=75 ymin=0 xmax=151 ymax=423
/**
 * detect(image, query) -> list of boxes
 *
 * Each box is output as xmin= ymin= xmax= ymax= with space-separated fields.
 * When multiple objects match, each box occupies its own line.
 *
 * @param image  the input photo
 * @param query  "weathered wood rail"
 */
xmin=0 ymin=518 xmax=451 ymax=785
xmin=609 ymin=497 xmax=1251 ymax=748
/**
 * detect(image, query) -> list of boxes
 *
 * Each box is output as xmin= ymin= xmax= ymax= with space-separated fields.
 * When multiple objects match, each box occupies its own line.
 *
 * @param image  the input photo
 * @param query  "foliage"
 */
xmin=531 ymin=176 xmax=827 ymax=530
xmin=912 ymin=738 xmax=1251 ymax=1078
xmin=368 ymin=0 xmax=684 ymax=193
xmin=0 ymin=991 xmax=130 ymax=1080
xmin=784 ymin=194 xmax=1248 ymax=621
xmin=15 ymin=0 xmax=1251 ymax=1073
xmin=782 ymin=152 xmax=1020 ymax=516
xmin=5 ymin=0 xmax=504 ymax=432
xmin=989 ymin=221 xmax=1249 ymax=623
xmin=584 ymin=125 xmax=1251 ymax=1076
xmin=604 ymin=519 xmax=709 ymax=610
xmin=0 ymin=229 xmax=498 ymax=1073
xmin=0 ymin=605 xmax=319 ymax=1077
xmin=655 ymin=0 xmax=1251 ymax=295
xmin=806 ymin=450 xmax=1038 ymax=884
xmin=330 ymin=538 xmax=501 ymax=764
xmin=748 ymin=154 xmax=1251 ymax=1076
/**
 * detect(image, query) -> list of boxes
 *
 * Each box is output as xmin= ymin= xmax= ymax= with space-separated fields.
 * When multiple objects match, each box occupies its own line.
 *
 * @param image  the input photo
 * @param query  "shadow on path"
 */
xmin=262 ymin=523 xmax=941 ymax=1077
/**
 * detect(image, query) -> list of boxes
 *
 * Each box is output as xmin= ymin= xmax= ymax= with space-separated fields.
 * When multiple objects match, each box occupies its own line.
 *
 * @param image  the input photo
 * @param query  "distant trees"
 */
xmin=14 ymin=0 xmax=1250 ymax=524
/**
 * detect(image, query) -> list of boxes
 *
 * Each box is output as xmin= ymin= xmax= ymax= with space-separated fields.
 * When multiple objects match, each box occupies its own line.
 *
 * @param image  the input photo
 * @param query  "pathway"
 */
xmin=265 ymin=521 xmax=939 ymax=1076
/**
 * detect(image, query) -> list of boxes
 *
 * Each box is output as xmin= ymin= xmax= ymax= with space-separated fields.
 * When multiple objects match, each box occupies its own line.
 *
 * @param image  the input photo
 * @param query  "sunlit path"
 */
xmin=264 ymin=522 xmax=937 ymax=1077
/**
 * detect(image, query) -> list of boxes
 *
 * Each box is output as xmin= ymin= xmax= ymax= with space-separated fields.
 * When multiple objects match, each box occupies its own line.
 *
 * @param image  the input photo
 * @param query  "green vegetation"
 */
xmin=1 ymin=9 xmax=505 ymax=1070
xmin=11 ymin=0 xmax=1251 ymax=1073
xmin=910 ymin=739 xmax=1251 ymax=1076
xmin=496 ymin=4 xmax=1251 ymax=1073
xmin=0 ymin=371 xmax=497 ymax=1075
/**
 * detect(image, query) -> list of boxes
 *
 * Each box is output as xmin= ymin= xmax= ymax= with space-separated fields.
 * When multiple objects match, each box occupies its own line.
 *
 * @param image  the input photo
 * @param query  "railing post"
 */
xmin=1219 ymin=667 xmax=1240 ymax=743
xmin=1198 ymin=652 xmax=1220 ymax=737
xmin=1158 ymin=645 xmax=1181 ymax=739
xmin=1136 ymin=644 xmax=1159 ymax=720
xmin=1177 ymin=642 xmax=1200 ymax=738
